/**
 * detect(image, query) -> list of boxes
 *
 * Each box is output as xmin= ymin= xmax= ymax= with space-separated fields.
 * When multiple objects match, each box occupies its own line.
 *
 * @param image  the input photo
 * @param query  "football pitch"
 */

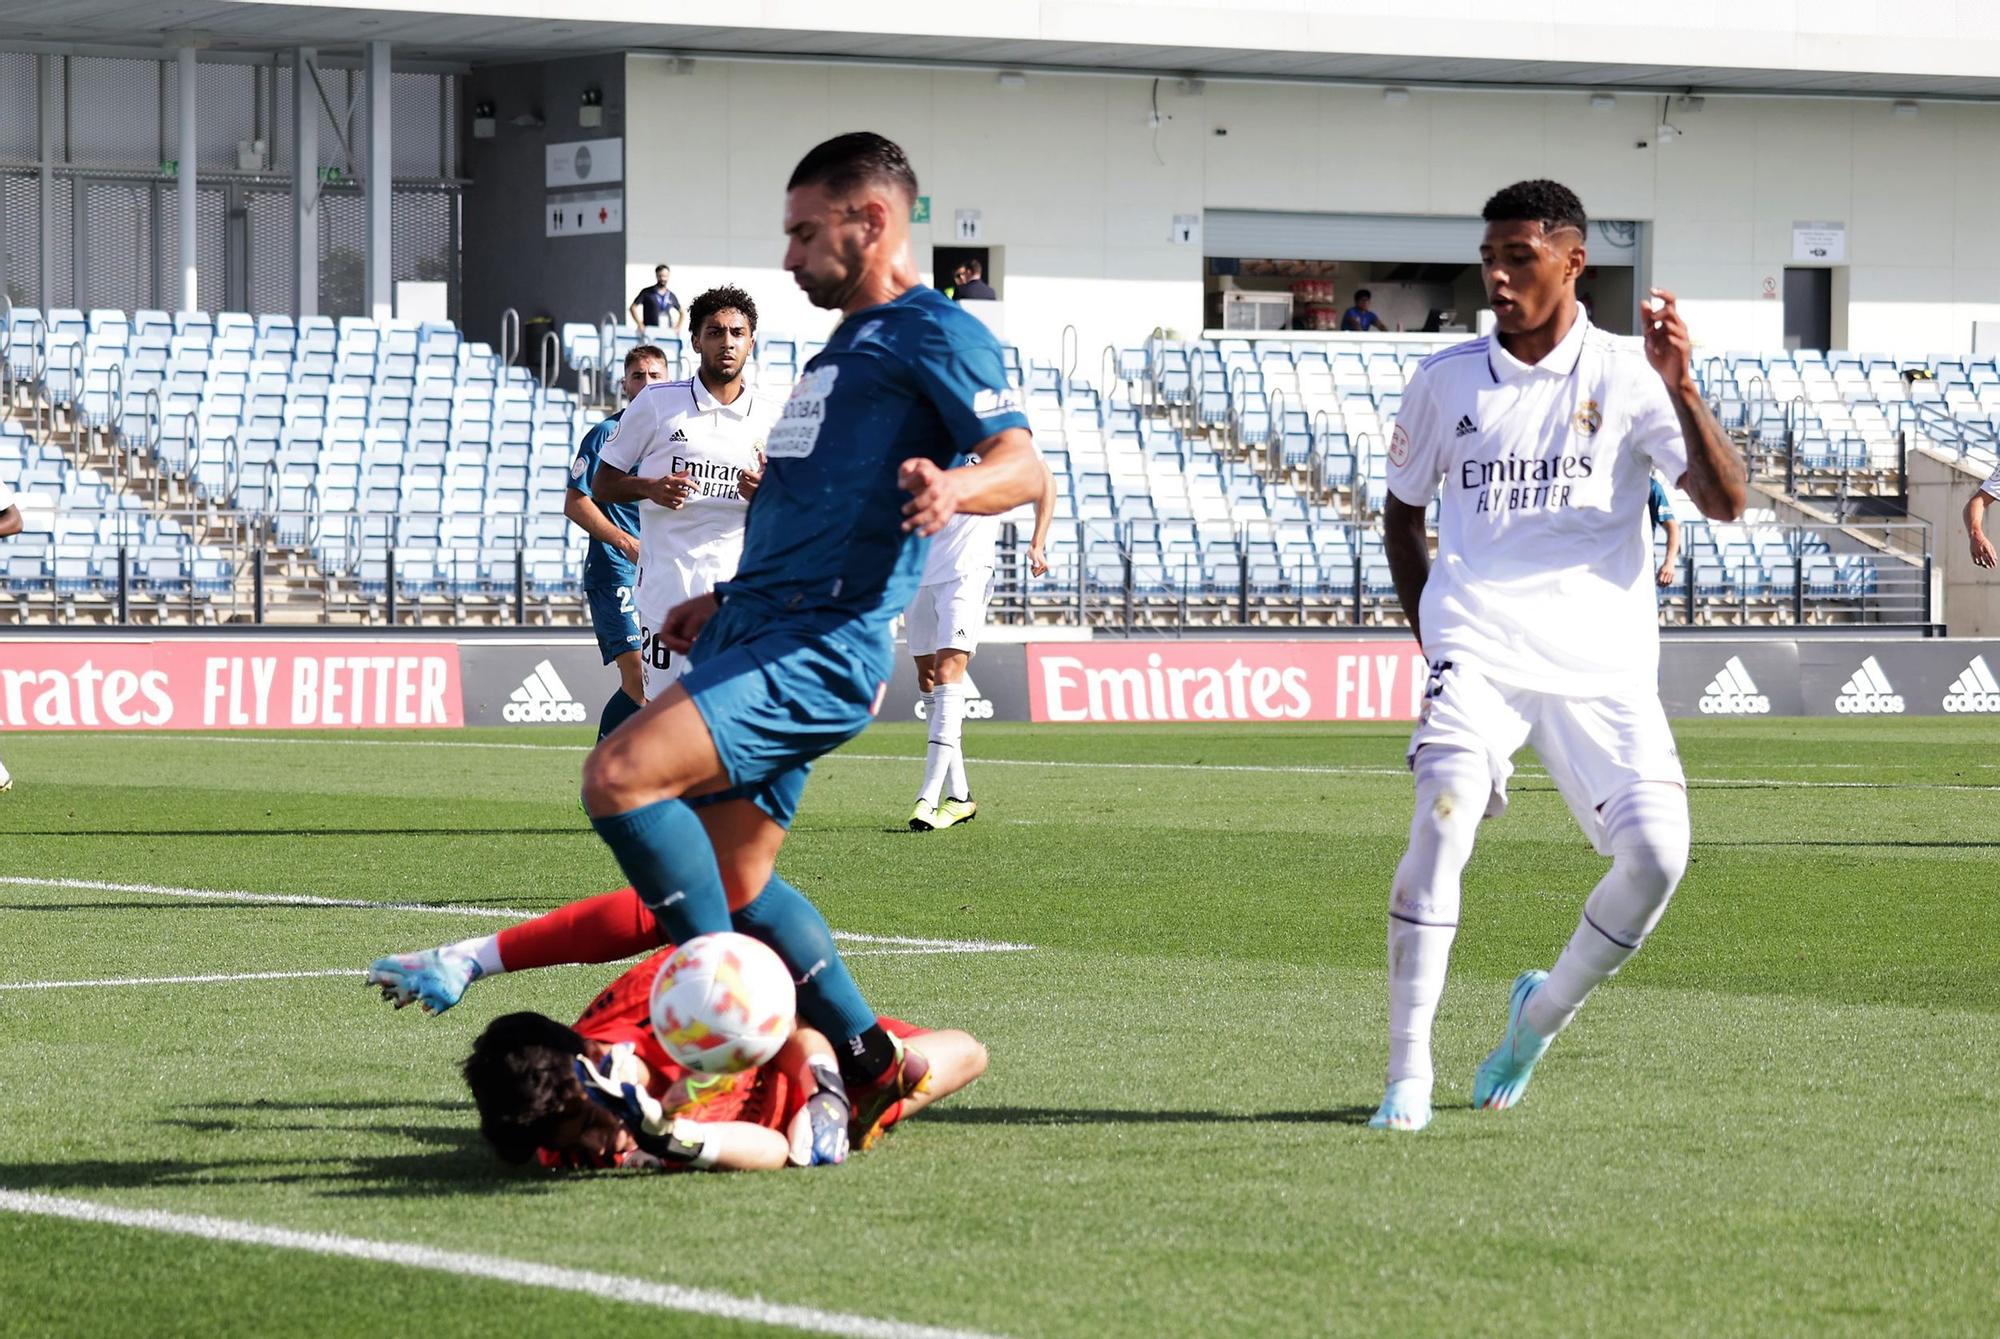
xmin=2 ymin=717 xmax=1996 ymax=1337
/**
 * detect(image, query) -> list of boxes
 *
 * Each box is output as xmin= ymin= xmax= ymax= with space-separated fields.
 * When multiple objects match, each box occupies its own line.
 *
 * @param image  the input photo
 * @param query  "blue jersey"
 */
xmin=721 ymin=285 xmax=1030 ymax=628
xmin=570 ymin=411 xmax=640 ymax=591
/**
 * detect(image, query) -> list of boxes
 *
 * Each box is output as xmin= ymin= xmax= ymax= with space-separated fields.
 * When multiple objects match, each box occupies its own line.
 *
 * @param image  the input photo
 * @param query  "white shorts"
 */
xmin=904 ymin=568 xmax=993 ymax=657
xmin=1407 ymin=659 xmax=1685 ymax=854
xmin=634 ymin=555 xmax=733 ymax=701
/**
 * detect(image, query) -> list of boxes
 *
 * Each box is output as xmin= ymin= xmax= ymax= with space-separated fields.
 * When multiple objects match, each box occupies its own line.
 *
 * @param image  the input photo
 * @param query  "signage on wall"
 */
xmin=1761 ymin=276 xmax=1779 ymax=300
xmin=546 ymin=138 xmax=623 ymax=188
xmin=547 ymin=190 xmax=623 ymax=237
xmin=954 ymin=208 xmax=984 ymax=242
xmin=911 ymin=195 xmax=932 ymax=224
xmin=1790 ymin=220 xmax=1846 ymax=264
xmin=1170 ymin=213 xmax=1200 ymax=245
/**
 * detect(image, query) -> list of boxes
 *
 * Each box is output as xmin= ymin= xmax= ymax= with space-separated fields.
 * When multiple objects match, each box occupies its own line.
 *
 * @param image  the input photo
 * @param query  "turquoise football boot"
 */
xmin=1471 ymin=969 xmax=1552 ymax=1111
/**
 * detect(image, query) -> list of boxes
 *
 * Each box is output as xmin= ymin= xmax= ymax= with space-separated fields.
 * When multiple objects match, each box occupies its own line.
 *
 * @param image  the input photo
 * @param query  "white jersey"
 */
xmin=1386 ymin=308 xmax=1688 ymax=697
xmin=1981 ymin=458 xmax=2000 ymax=501
xmin=917 ymin=447 xmax=1042 ymax=586
xmin=599 ymin=375 xmax=777 ymax=623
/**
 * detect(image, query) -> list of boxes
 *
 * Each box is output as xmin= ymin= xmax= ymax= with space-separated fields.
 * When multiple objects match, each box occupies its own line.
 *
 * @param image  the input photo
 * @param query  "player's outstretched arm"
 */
xmin=1027 ymin=462 xmax=1057 ymax=576
xmin=1643 ymin=288 xmax=1746 ymax=522
xmin=1383 ymin=495 xmax=1431 ymax=647
xmin=1966 ymin=489 xmax=1997 ymax=569
xmin=900 ymin=428 xmax=1041 ymax=536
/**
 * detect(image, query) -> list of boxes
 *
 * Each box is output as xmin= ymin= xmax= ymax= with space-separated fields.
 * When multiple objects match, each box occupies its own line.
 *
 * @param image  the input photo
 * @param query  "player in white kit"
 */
xmin=592 ymin=287 xmax=779 ymax=701
xmin=1963 ymin=457 xmax=2000 ymax=570
xmin=1370 ymin=180 xmax=1746 ymax=1132
xmin=0 ymin=475 xmax=19 ymax=790
xmin=906 ymin=458 xmax=1053 ymax=831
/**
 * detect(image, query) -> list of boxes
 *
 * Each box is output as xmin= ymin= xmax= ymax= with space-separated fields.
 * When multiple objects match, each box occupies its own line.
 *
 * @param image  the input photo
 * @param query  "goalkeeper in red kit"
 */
xmin=366 ymin=890 xmax=988 ymax=1171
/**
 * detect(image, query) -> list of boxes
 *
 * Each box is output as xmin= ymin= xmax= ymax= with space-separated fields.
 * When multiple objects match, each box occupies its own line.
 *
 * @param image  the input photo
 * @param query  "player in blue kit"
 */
xmin=579 ymin=132 xmax=1043 ymax=1151
xmin=566 ymin=344 xmax=671 ymax=739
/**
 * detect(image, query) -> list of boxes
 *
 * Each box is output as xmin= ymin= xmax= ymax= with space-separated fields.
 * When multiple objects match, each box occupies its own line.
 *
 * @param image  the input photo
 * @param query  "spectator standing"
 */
xmin=630 ymin=265 xmax=684 ymax=332
xmin=954 ymin=259 xmax=997 ymax=302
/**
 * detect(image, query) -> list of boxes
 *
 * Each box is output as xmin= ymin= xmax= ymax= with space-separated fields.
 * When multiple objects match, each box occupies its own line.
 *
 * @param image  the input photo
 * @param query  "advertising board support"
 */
xmin=115 ymin=548 xmax=129 ymax=623
xmin=513 ymin=549 xmax=527 ymax=624
xmin=386 ymin=552 xmax=399 ymax=627
xmin=252 ymin=548 xmax=266 ymax=623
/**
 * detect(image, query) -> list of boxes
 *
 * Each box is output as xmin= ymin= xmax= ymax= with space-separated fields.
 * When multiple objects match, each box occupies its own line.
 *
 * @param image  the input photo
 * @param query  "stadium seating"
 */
xmin=0 ymin=305 xmax=1956 ymax=627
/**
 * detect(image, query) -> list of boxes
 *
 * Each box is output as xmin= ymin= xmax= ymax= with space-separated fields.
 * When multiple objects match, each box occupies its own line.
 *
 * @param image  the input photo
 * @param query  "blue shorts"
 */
xmin=682 ymin=600 xmax=892 ymax=828
xmin=586 ymin=585 xmax=642 ymax=665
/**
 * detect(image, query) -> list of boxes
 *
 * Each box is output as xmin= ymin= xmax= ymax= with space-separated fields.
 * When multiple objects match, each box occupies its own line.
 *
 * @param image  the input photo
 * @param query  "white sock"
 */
xmin=945 ymin=687 xmax=971 ymax=799
xmin=1525 ymin=782 xmax=1690 ymax=1040
xmin=1385 ymin=747 xmax=1489 ymax=1089
xmin=917 ymin=685 xmax=959 ymax=807
xmin=447 ymin=934 xmax=506 ymax=979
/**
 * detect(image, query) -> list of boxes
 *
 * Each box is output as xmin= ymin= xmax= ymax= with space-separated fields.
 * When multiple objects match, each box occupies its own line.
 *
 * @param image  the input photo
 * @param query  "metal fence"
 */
xmin=0 ymin=508 xmax=1935 ymax=632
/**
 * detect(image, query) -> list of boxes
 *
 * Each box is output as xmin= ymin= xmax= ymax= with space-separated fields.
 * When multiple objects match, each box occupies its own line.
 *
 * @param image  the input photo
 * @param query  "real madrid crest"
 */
xmin=1572 ymin=400 xmax=1602 ymax=435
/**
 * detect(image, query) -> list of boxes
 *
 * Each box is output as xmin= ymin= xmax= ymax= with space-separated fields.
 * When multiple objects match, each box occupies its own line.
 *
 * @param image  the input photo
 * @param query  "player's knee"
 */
xmin=1605 ymin=784 xmax=1690 ymax=896
xmin=581 ymin=738 xmax=672 ymax=815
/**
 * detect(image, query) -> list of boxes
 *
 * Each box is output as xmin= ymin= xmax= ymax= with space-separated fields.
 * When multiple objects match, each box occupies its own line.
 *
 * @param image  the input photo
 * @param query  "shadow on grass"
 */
xmin=923 ymin=1104 xmax=1379 ymax=1127
xmin=0 ymin=1125 xmax=551 ymax=1200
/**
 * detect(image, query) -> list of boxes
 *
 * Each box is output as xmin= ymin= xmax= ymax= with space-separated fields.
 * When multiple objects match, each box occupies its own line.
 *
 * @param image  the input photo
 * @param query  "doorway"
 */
xmin=933 ymin=246 xmax=997 ymax=299
xmin=1783 ymin=268 xmax=1832 ymax=352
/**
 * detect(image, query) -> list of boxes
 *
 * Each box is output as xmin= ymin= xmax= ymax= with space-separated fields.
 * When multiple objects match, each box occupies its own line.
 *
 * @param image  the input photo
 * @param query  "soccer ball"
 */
xmin=648 ymin=932 xmax=797 ymax=1075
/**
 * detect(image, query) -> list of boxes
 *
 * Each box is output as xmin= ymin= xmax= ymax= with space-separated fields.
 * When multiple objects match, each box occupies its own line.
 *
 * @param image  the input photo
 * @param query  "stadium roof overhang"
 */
xmin=10 ymin=0 xmax=2000 ymax=102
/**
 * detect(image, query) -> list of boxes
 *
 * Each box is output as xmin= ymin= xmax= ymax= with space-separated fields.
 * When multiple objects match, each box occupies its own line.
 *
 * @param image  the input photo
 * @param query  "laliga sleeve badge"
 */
xmin=1388 ymin=422 xmax=1411 ymax=468
xmin=570 ymin=456 xmax=587 ymax=480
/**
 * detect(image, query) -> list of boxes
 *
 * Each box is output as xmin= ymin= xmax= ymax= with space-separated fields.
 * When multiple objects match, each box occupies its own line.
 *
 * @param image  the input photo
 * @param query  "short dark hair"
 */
xmin=786 ymin=131 xmax=918 ymax=201
xmin=1482 ymin=180 xmax=1587 ymax=237
xmin=462 ymin=1011 xmax=587 ymax=1164
xmin=624 ymin=344 xmax=667 ymax=372
xmin=688 ymin=285 xmax=758 ymax=338
xmin=654 ymin=264 xmax=670 ymax=274
xmin=963 ymin=258 xmax=983 ymax=279
xmin=1354 ymin=289 xmax=1372 ymax=302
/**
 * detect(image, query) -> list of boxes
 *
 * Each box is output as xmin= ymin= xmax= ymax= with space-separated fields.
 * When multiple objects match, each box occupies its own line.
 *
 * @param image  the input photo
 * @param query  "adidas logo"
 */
xmin=913 ymin=672 xmax=996 ymax=722
xmin=1697 ymin=655 xmax=1770 ymax=715
xmin=1833 ymin=655 xmax=1905 ymax=715
xmin=503 ymin=659 xmax=588 ymax=724
xmin=1453 ymin=415 xmax=1477 ymax=438
xmin=669 ymin=428 xmax=689 ymax=442
xmin=1942 ymin=654 xmax=2000 ymax=713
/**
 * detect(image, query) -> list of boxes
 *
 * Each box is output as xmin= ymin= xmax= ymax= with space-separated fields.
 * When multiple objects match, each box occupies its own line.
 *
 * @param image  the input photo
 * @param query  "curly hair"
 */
xmin=462 ymin=1011 xmax=587 ymax=1164
xmin=688 ymin=285 xmax=759 ymax=338
xmin=1482 ymin=180 xmax=1587 ymax=237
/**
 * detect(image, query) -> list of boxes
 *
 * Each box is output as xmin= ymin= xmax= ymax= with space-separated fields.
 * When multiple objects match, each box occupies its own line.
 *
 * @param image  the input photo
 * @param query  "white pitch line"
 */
xmin=0 ymin=1191 xmax=1004 ymax=1339
xmin=48 ymin=733 xmax=1999 ymax=789
xmin=0 ymin=968 xmax=361 ymax=991
xmin=0 ymin=877 xmax=1034 ymax=955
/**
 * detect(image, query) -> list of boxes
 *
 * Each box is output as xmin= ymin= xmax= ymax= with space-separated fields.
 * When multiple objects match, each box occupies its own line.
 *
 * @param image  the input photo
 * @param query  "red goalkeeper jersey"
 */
xmin=572 ymin=949 xmax=923 ymax=1133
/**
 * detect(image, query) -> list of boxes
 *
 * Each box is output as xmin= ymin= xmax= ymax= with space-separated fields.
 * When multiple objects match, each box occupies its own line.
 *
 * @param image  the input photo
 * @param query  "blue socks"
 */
xmin=598 ymin=687 xmax=643 ymax=741
xmin=587 ymin=798 xmax=731 ymax=943
xmin=732 ymin=873 xmax=877 ymax=1048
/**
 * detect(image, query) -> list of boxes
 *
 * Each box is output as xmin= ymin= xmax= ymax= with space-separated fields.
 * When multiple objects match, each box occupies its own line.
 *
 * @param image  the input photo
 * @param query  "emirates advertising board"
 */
xmin=1025 ymin=641 xmax=1429 ymax=724
xmin=0 ymin=641 xmax=463 ymax=730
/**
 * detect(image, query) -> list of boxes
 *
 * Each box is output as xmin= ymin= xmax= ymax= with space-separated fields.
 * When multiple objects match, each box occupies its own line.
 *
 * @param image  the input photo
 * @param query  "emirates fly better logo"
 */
xmin=1698 ymin=656 xmax=1771 ymax=715
xmin=1833 ymin=655 xmax=1905 ymax=715
xmin=1942 ymin=655 xmax=2000 ymax=713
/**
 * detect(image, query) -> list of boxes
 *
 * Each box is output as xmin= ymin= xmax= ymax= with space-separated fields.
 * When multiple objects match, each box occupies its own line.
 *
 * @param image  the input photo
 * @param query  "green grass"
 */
xmin=2 ymin=718 xmax=1997 ymax=1336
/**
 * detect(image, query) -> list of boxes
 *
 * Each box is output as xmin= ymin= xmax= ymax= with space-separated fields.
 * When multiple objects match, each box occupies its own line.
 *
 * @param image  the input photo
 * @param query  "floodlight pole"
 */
xmin=364 ymin=39 xmax=393 ymax=323
xmin=177 ymin=44 xmax=199 ymax=314
xmin=292 ymin=47 xmax=319 ymax=318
